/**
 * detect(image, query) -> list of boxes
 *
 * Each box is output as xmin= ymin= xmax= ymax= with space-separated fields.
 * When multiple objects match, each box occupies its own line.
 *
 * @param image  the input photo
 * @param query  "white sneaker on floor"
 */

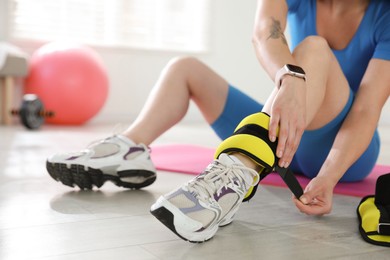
xmin=150 ymin=153 xmax=259 ymax=243
xmin=46 ymin=135 xmax=156 ymax=189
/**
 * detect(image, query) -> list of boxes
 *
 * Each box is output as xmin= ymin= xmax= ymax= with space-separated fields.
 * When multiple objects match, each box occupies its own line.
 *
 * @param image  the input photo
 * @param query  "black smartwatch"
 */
xmin=275 ymin=64 xmax=306 ymax=88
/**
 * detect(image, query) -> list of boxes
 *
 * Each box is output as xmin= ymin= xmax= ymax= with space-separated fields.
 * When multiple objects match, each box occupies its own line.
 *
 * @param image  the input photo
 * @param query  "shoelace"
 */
xmin=187 ymin=158 xmax=260 ymax=202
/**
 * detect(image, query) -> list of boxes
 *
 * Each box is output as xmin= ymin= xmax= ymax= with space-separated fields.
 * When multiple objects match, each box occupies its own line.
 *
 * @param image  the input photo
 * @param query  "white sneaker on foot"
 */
xmin=46 ymin=135 xmax=156 ymax=189
xmin=150 ymin=153 xmax=259 ymax=242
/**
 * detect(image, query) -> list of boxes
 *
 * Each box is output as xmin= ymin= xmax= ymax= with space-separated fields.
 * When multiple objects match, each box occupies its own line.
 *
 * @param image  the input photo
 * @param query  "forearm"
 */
xmin=318 ymin=58 xmax=390 ymax=185
xmin=318 ymin=107 xmax=380 ymax=186
xmin=252 ymin=0 xmax=297 ymax=80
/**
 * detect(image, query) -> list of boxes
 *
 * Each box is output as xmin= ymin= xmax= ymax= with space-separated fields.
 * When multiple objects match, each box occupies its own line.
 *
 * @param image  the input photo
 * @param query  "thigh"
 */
xmin=211 ymin=86 xmax=263 ymax=140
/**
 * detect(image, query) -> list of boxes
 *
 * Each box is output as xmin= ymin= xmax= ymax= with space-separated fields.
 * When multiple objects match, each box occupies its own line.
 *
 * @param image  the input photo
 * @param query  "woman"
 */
xmin=47 ymin=0 xmax=390 ymax=242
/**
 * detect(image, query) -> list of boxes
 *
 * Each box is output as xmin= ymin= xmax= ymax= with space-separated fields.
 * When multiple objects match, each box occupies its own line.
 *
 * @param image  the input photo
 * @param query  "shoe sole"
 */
xmin=46 ymin=161 xmax=156 ymax=190
xmin=150 ymin=206 xmax=215 ymax=243
xmin=150 ymin=207 xmax=195 ymax=242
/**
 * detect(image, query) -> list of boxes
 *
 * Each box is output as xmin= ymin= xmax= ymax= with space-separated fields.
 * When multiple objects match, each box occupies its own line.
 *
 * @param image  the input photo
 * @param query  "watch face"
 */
xmin=286 ymin=64 xmax=305 ymax=74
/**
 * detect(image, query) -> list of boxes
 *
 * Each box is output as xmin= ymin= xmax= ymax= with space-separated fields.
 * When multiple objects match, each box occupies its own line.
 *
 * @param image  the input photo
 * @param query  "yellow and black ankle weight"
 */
xmin=357 ymin=173 xmax=390 ymax=247
xmin=214 ymin=112 xmax=303 ymax=201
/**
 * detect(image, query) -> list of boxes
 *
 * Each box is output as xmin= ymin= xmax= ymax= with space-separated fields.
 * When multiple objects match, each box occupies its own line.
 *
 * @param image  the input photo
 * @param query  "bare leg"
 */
xmin=122 ymin=57 xmax=230 ymax=145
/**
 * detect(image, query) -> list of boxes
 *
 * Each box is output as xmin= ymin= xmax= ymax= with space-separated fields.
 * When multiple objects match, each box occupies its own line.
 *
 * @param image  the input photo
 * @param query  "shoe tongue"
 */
xmin=218 ymin=153 xmax=244 ymax=166
xmin=115 ymin=135 xmax=136 ymax=146
xmin=218 ymin=153 xmax=254 ymax=184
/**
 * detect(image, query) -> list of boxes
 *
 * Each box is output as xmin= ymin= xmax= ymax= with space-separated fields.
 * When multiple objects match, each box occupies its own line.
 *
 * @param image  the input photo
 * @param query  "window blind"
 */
xmin=9 ymin=0 xmax=211 ymax=52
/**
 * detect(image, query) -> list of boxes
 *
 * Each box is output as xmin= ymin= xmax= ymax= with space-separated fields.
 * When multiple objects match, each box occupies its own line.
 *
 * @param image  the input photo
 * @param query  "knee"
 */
xmin=166 ymin=56 xmax=201 ymax=71
xmin=295 ymin=36 xmax=330 ymax=53
xmin=293 ymin=36 xmax=332 ymax=64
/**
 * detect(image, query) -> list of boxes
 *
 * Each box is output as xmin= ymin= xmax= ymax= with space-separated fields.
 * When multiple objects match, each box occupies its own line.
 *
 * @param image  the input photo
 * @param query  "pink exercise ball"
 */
xmin=24 ymin=42 xmax=109 ymax=125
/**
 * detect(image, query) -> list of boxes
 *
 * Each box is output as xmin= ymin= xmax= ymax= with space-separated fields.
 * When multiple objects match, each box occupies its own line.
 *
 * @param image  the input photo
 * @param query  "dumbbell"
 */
xmin=11 ymin=94 xmax=54 ymax=130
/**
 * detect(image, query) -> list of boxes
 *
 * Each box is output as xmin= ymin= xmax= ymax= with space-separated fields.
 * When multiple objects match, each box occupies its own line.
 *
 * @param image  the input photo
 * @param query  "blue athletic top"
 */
xmin=286 ymin=0 xmax=390 ymax=92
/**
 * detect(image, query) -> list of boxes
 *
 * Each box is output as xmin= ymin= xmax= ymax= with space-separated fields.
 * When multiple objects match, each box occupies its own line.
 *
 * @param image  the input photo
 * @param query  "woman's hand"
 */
xmin=293 ymin=175 xmax=335 ymax=215
xmin=268 ymin=76 xmax=306 ymax=168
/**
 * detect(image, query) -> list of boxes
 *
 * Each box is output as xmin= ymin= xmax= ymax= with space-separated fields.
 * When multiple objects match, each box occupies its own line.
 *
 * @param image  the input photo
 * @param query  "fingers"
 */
xmin=292 ymin=195 xmax=331 ymax=216
xmin=295 ymin=200 xmax=330 ymax=215
xmin=268 ymin=113 xmax=279 ymax=143
xmin=270 ymin=113 xmax=304 ymax=168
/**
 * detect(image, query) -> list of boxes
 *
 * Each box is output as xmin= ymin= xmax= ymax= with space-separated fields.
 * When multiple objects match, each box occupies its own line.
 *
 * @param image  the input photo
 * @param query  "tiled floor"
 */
xmin=1 ymin=122 xmax=389 ymax=260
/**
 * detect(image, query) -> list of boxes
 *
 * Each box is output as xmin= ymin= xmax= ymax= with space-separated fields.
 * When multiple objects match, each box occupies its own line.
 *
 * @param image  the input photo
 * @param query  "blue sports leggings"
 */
xmin=211 ymin=86 xmax=380 ymax=182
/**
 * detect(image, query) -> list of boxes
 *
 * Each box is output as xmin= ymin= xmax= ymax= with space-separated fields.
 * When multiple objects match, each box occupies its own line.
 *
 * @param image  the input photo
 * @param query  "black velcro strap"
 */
xmin=275 ymin=165 xmax=304 ymax=199
xmin=375 ymin=173 xmax=390 ymax=235
xmin=377 ymin=209 xmax=390 ymax=235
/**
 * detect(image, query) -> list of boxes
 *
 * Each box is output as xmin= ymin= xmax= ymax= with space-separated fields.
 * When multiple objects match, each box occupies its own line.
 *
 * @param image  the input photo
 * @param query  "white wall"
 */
xmin=0 ymin=1 xmax=7 ymax=41
xmin=1 ymin=0 xmax=389 ymax=125
xmin=1 ymin=0 xmax=273 ymax=126
xmin=93 ymin=0 xmax=272 ymax=125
